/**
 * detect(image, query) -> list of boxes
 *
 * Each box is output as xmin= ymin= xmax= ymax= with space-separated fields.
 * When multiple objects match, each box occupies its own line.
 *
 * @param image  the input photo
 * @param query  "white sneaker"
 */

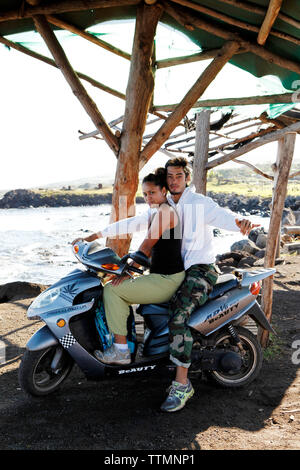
xmin=94 ymin=344 xmax=131 ymax=365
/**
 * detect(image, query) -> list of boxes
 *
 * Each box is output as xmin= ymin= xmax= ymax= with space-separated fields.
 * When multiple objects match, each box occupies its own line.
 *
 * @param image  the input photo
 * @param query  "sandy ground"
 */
xmin=0 ymin=255 xmax=299 ymax=451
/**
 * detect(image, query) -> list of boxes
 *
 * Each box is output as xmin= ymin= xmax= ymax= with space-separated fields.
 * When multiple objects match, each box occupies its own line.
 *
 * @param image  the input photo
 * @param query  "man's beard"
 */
xmin=169 ymin=189 xmax=182 ymax=195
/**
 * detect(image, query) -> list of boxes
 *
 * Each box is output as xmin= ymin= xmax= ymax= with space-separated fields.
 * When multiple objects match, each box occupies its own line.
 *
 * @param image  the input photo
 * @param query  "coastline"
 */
xmin=1 ymin=188 xmax=300 ymax=216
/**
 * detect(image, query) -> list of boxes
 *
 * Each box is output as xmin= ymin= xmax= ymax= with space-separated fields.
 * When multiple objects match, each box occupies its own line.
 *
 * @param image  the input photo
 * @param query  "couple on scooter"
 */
xmin=72 ymin=157 xmax=257 ymax=412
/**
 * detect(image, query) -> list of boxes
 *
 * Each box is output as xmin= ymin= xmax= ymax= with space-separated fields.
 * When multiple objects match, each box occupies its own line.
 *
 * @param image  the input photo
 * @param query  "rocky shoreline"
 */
xmin=1 ymin=188 xmax=300 ymax=216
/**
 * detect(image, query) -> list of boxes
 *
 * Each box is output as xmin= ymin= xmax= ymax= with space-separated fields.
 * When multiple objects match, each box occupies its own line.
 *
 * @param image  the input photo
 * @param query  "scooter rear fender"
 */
xmin=247 ymin=300 xmax=276 ymax=334
xmin=26 ymin=325 xmax=58 ymax=351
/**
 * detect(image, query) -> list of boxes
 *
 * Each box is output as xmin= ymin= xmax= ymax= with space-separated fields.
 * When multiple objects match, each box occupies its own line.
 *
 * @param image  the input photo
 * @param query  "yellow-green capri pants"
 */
xmin=103 ymin=271 xmax=185 ymax=336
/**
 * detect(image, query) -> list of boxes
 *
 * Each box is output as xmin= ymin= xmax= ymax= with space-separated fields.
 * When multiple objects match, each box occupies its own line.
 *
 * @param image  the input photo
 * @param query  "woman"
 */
xmin=72 ymin=168 xmax=185 ymax=365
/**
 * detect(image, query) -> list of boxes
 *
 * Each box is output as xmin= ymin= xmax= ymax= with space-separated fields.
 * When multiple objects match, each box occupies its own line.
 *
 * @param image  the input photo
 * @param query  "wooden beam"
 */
xmin=206 ymin=120 xmax=300 ymax=169
xmin=169 ymin=0 xmax=300 ymax=46
xmin=258 ymin=0 xmax=283 ymax=45
xmin=156 ymin=48 xmax=220 ymax=68
xmin=33 ymin=15 xmax=119 ymax=155
xmin=234 ymin=159 xmax=274 ymax=180
xmin=26 ymin=0 xmax=43 ymax=5
xmin=163 ymin=1 xmax=300 ymax=75
xmin=139 ymin=40 xmax=240 ymax=169
xmin=209 ymin=127 xmax=276 ymax=153
xmin=107 ymin=3 xmax=163 ymax=257
xmin=218 ymin=0 xmax=300 ymax=31
xmin=0 ymin=34 xmax=126 ymax=101
xmin=154 ymin=92 xmax=295 ymax=112
xmin=192 ymin=110 xmax=211 ymax=194
xmin=260 ymin=132 xmax=296 ymax=347
xmin=0 ymin=0 xmax=140 ymax=21
xmin=46 ymin=14 xmax=131 ymax=61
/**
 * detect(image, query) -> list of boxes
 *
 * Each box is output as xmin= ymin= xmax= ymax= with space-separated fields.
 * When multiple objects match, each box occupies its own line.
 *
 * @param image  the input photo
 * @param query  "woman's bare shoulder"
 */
xmin=158 ymin=203 xmax=178 ymax=226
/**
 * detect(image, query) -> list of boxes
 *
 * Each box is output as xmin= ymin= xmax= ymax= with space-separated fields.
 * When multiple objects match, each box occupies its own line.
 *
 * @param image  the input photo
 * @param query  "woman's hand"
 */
xmin=110 ymin=273 xmax=131 ymax=286
xmin=71 ymin=232 xmax=101 ymax=245
xmin=72 ymin=238 xmax=83 ymax=245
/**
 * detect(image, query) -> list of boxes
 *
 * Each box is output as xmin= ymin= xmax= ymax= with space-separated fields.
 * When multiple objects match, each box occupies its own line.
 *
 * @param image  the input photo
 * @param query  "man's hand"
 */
xmin=235 ymin=218 xmax=260 ymax=236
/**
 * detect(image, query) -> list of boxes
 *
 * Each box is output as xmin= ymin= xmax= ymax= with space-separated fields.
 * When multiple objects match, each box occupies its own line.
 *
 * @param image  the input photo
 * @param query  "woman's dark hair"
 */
xmin=165 ymin=157 xmax=191 ymax=178
xmin=142 ymin=167 xmax=167 ymax=189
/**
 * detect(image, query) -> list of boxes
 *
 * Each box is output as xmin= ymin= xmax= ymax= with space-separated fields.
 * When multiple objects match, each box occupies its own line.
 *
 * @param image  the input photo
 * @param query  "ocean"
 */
xmin=0 ymin=204 xmax=269 ymax=286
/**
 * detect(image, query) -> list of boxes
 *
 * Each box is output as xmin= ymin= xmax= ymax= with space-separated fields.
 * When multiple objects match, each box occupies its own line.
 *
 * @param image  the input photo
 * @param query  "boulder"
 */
xmin=248 ymin=227 xmax=267 ymax=244
xmin=256 ymin=233 xmax=268 ymax=249
xmin=282 ymin=208 xmax=296 ymax=226
xmin=237 ymin=255 xmax=258 ymax=268
xmin=230 ymin=239 xmax=259 ymax=255
xmin=0 ymin=282 xmax=48 ymax=303
xmin=254 ymin=249 xmax=266 ymax=259
xmin=293 ymin=211 xmax=300 ymax=225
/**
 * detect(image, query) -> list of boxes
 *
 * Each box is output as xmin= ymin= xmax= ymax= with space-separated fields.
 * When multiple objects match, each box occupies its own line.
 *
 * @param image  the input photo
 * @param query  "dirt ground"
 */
xmin=0 ymin=256 xmax=299 ymax=452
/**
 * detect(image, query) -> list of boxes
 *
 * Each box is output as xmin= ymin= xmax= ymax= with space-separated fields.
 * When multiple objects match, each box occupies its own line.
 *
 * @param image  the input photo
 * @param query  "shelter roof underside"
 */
xmin=0 ymin=0 xmax=299 ymax=91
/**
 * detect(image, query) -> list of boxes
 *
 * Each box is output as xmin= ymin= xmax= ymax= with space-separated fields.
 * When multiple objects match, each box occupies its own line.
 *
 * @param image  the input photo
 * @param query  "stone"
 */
xmin=282 ymin=208 xmax=296 ymax=226
xmin=255 ymin=249 xmax=266 ymax=259
xmin=0 ymin=282 xmax=47 ymax=303
xmin=256 ymin=233 xmax=268 ymax=249
xmin=230 ymin=239 xmax=259 ymax=255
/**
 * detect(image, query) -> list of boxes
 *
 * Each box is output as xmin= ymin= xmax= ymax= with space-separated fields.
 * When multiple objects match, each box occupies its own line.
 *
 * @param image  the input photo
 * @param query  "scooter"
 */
xmin=19 ymin=240 xmax=276 ymax=397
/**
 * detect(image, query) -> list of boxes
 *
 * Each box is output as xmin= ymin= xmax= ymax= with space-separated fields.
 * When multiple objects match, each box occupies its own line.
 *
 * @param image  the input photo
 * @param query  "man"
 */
xmin=160 ymin=157 xmax=258 ymax=412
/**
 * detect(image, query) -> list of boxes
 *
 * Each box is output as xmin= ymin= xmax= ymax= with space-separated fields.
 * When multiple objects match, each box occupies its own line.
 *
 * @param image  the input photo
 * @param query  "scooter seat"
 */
xmin=215 ymin=273 xmax=236 ymax=284
xmin=208 ymin=277 xmax=238 ymax=299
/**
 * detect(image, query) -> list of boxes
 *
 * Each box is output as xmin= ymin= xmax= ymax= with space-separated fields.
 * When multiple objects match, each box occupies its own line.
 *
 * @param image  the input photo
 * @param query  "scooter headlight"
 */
xmin=28 ymin=287 xmax=62 ymax=316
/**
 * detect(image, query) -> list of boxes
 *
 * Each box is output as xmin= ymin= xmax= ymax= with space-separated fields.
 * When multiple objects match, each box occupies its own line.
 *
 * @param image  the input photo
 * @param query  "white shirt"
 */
xmin=99 ymin=186 xmax=241 ymax=269
xmin=167 ymin=186 xmax=240 ymax=269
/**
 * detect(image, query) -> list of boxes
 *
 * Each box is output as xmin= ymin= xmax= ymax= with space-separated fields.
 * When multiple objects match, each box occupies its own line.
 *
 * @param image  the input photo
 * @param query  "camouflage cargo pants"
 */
xmin=168 ymin=263 xmax=220 ymax=368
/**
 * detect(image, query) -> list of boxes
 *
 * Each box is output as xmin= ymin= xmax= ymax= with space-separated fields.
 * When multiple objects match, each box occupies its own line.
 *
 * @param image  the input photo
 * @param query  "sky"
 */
xmin=0 ymin=20 xmax=299 ymax=191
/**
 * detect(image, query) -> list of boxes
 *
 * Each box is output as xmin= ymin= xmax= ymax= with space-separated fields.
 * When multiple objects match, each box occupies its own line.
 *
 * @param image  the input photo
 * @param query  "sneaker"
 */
xmin=94 ymin=344 xmax=131 ymax=365
xmin=160 ymin=380 xmax=194 ymax=412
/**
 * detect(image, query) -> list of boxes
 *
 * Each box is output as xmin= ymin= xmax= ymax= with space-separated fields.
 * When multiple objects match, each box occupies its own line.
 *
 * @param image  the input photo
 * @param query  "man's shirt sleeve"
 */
xmin=97 ymin=208 xmax=151 ymax=238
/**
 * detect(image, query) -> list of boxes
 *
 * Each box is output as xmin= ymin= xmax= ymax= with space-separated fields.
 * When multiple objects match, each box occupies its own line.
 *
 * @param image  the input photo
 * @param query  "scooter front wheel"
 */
xmin=205 ymin=326 xmax=263 ymax=388
xmin=19 ymin=346 xmax=74 ymax=397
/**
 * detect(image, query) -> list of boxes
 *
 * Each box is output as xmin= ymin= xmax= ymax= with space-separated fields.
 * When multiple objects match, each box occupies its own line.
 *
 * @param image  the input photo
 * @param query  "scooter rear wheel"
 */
xmin=205 ymin=326 xmax=263 ymax=388
xmin=19 ymin=346 xmax=74 ymax=397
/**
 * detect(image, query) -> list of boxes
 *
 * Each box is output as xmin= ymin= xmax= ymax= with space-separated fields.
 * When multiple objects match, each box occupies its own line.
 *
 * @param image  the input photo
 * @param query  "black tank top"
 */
xmin=150 ymin=211 xmax=184 ymax=275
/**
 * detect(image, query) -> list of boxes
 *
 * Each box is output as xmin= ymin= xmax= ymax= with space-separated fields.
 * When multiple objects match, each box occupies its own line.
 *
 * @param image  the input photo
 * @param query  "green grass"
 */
xmin=263 ymin=333 xmax=285 ymax=361
xmin=206 ymin=180 xmax=300 ymax=198
xmin=32 ymin=179 xmax=300 ymax=200
xmin=33 ymin=187 xmax=112 ymax=197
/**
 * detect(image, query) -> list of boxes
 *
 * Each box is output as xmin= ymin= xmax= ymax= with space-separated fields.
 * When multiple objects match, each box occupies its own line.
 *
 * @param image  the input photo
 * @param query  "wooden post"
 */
xmin=140 ymin=40 xmax=239 ymax=169
xmin=192 ymin=110 xmax=211 ymax=194
xmin=260 ymin=132 xmax=296 ymax=347
xmin=33 ymin=15 xmax=119 ymax=155
xmin=106 ymin=3 xmax=163 ymax=257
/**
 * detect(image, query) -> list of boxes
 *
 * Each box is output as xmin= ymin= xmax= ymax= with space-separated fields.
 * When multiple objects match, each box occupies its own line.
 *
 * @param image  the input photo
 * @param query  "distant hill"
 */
xmin=33 ymin=175 xmax=114 ymax=190
xmin=0 ymin=175 xmax=114 ymax=198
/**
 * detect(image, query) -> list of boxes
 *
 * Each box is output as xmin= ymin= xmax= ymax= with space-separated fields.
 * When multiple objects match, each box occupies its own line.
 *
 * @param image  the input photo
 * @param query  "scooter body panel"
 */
xmin=26 ymin=325 xmax=58 ymax=351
